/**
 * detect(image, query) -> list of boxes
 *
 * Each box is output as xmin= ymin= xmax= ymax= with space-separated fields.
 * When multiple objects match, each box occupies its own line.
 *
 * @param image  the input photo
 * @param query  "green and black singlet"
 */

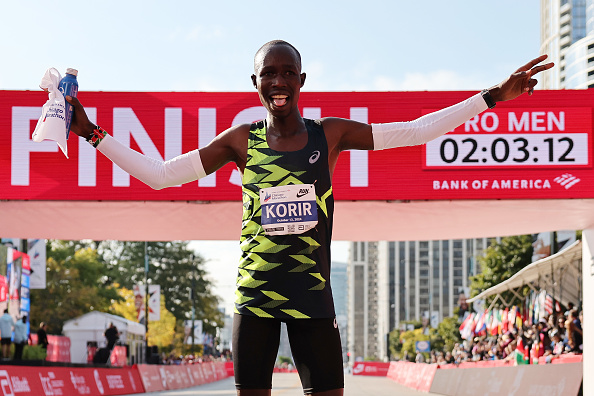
xmin=235 ymin=118 xmax=335 ymax=320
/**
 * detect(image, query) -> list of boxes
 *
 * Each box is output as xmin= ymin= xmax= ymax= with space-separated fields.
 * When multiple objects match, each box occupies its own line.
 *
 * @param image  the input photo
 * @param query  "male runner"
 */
xmin=66 ymin=40 xmax=553 ymax=396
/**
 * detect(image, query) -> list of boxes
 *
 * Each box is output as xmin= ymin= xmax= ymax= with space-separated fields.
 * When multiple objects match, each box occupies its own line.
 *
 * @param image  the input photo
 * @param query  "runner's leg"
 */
xmin=233 ymin=314 xmax=281 ymax=395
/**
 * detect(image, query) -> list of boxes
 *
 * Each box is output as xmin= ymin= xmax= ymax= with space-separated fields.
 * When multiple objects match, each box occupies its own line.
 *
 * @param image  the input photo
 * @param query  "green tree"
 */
xmin=399 ymin=328 xmax=430 ymax=360
xmin=99 ymin=241 xmax=223 ymax=334
xmin=110 ymin=286 xmax=177 ymax=348
xmin=436 ymin=316 xmax=462 ymax=353
xmin=29 ymin=240 xmax=121 ymax=334
xmin=470 ymin=235 xmax=533 ymax=305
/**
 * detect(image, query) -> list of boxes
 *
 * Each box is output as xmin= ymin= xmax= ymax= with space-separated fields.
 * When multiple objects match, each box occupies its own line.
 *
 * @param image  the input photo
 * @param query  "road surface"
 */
xmin=122 ymin=372 xmax=442 ymax=395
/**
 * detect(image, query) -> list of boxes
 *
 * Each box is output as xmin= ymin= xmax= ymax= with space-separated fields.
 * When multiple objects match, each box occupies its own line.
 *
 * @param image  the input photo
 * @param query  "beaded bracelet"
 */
xmin=86 ymin=126 xmax=108 ymax=148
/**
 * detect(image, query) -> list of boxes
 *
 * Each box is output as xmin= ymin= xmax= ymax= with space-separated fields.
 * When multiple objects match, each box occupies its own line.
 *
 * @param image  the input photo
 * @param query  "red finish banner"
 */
xmin=2 ymin=90 xmax=594 ymax=201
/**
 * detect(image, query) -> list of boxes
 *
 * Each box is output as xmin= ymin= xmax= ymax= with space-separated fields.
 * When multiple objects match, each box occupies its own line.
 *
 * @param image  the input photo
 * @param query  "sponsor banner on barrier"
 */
xmin=137 ymin=362 xmax=230 ymax=392
xmin=109 ymin=346 xmax=127 ymax=368
xmin=46 ymin=335 xmax=71 ymax=363
xmin=386 ymin=361 xmax=437 ymax=392
xmin=351 ymin=362 xmax=390 ymax=376
xmin=136 ymin=364 xmax=165 ymax=393
xmin=3 ymin=90 xmax=594 ymax=202
xmin=0 ymin=366 xmax=143 ymax=396
xmin=433 ymin=362 xmax=583 ymax=396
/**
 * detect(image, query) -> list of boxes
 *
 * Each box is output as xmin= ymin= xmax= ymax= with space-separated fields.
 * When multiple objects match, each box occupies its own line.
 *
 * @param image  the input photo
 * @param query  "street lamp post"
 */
xmin=190 ymin=254 xmax=195 ymax=354
xmin=144 ymin=241 xmax=149 ymax=363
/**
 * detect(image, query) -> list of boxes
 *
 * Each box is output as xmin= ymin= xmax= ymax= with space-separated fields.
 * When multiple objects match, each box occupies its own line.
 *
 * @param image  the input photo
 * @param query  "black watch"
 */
xmin=481 ymin=89 xmax=496 ymax=109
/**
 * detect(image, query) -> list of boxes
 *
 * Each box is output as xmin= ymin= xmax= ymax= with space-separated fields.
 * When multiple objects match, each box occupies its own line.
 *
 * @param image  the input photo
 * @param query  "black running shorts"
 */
xmin=232 ymin=313 xmax=344 ymax=394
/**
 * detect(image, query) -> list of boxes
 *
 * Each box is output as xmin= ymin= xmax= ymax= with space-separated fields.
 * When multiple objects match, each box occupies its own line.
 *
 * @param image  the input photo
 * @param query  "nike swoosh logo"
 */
xmin=296 ymin=191 xmax=308 ymax=198
xmin=309 ymin=151 xmax=320 ymax=164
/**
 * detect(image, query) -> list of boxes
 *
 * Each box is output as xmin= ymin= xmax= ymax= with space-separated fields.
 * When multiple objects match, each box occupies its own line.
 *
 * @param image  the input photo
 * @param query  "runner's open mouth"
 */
xmin=272 ymin=95 xmax=288 ymax=107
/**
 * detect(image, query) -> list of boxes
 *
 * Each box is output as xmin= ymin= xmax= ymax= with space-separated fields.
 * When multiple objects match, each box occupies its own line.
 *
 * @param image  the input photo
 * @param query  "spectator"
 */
xmin=564 ymin=302 xmax=574 ymax=317
xmin=104 ymin=322 xmax=120 ymax=350
xmin=13 ymin=316 xmax=28 ymax=361
xmin=37 ymin=322 xmax=49 ymax=349
xmin=0 ymin=309 xmax=14 ymax=359
xmin=565 ymin=310 xmax=583 ymax=353
xmin=415 ymin=351 xmax=425 ymax=363
xmin=444 ymin=351 xmax=454 ymax=364
xmin=547 ymin=327 xmax=567 ymax=356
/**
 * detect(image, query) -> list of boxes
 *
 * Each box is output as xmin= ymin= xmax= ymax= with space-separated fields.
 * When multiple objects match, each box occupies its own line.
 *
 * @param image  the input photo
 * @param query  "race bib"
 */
xmin=259 ymin=184 xmax=318 ymax=235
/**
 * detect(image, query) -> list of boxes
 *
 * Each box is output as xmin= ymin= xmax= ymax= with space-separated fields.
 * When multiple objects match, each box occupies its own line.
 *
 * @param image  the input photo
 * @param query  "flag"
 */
xmin=545 ymin=294 xmax=554 ymax=315
xmin=485 ymin=310 xmax=493 ymax=334
xmin=491 ymin=309 xmax=501 ymax=336
xmin=515 ymin=305 xmax=523 ymax=329
xmin=460 ymin=312 xmax=475 ymax=340
xmin=502 ymin=307 xmax=509 ymax=333
xmin=475 ymin=310 xmax=487 ymax=335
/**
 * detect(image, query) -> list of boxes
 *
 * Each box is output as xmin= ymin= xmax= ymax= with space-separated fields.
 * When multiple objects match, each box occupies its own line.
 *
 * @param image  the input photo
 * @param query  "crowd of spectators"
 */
xmin=420 ymin=305 xmax=583 ymax=365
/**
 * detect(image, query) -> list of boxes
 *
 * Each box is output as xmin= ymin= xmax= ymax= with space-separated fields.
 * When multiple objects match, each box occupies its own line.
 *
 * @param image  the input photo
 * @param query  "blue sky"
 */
xmin=1 ymin=0 xmax=543 ymax=312
xmin=2 ymin=1 xmax=541 ymax=92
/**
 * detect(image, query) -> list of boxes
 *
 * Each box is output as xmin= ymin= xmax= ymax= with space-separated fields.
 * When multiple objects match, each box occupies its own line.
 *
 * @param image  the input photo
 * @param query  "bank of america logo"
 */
xmin=554 ymin=173 xmax=581 ymax=189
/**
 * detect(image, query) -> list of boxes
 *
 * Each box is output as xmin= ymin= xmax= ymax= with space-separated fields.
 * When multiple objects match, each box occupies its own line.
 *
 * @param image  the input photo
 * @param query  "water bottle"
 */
xmin=59 ymin=68 xmax=78 ymax=139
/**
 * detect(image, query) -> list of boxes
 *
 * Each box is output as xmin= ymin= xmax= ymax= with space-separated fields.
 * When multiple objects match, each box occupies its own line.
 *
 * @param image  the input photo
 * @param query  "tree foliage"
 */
xmin=110 ymin=286 xmax=177 ymax=348
xmin=470 ymin=235 xmax=533 ymax=304
xmin=99 ymin=241 xmax=223 ymax=334
xmin=436 ymin=316 xmax=462 ymax=352
xmin=29 ymin=240 xmax=121 ymax=334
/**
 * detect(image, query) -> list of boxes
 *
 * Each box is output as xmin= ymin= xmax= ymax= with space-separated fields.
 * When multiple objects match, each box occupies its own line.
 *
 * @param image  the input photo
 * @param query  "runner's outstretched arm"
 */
xmin=66 ymin=96 xmax=247 ymax=189
xmin=326 ymin=55 xmax=554 ymax=153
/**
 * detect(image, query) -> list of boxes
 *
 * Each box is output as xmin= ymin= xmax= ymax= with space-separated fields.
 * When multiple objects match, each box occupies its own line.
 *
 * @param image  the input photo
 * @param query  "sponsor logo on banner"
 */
xmin=105 ymin=375 xmax=124 ymax=391
xmin=158 ymin=367 xmax=167 ymax=389
xmin=93 ymin=370 xmax=104 ymax=395
xmin=127 ymin=372 xmax=136 ymax=391
xmin=0 ymin=371 xmax=14 ymax=396
xmin=69 ymin=371 xmax=90 ymax=395
xmin=554 ymin=173 xmax=581 ymax=189
xmin=39 ymin=371 xmax=65 ymax=396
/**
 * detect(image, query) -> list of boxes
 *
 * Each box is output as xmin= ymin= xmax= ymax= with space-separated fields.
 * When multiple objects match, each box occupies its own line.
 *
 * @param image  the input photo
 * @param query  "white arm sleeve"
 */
xmin=97 ymin=134 xmax=207 ymax=190
xmin=372 ymin=92 xmax=488 ymax=150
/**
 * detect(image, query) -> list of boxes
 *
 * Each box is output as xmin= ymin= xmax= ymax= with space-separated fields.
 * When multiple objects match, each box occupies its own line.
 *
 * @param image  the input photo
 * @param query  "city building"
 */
xmin=540 ymin=0 xmax=588 ymax=88
xmin=347 ymin=238 xmax=492 ymax=362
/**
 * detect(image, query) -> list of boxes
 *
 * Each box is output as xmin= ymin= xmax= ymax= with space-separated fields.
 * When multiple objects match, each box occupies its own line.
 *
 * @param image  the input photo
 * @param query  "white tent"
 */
xmin=62 ymin=311 xmax=145 ymax=364
xmin=467 ymin=240 xmax=582 ymax=309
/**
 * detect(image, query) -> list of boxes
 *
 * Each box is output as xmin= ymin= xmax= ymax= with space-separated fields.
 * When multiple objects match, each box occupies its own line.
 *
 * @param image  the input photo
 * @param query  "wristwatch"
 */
xmin=481 ymin=89 xmax=496 ymax=109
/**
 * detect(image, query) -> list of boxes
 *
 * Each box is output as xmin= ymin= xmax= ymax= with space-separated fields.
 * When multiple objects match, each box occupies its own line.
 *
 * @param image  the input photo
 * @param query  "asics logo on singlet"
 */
xmin=296 ymin=188 xmax=309 ymax=198
xmin=309 ymin=150 xmax=320 ymax=164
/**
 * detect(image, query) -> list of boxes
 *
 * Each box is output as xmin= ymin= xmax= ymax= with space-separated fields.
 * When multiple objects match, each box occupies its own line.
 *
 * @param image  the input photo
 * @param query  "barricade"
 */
xmin=29 ymin=334 xmax=72 ymax=363
xmin=386 ymin=361 xmax=437 ymax=392
xmin=429 ymin=361 xmax=583 ymax=396
xmin=538 ymin=352 xmax=583 ymax=365
xmin=0 ymin=365 xmax=143 ymax=395
xmin=225 ymin=361 xmax=234 ymax=377
xmin=110 ymin=346 xmax=127 ymax=367
xmin=352 ymin=361 xmax=391 ymax=376
xmin=136 ymin=361 xmax=231 ymax=392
